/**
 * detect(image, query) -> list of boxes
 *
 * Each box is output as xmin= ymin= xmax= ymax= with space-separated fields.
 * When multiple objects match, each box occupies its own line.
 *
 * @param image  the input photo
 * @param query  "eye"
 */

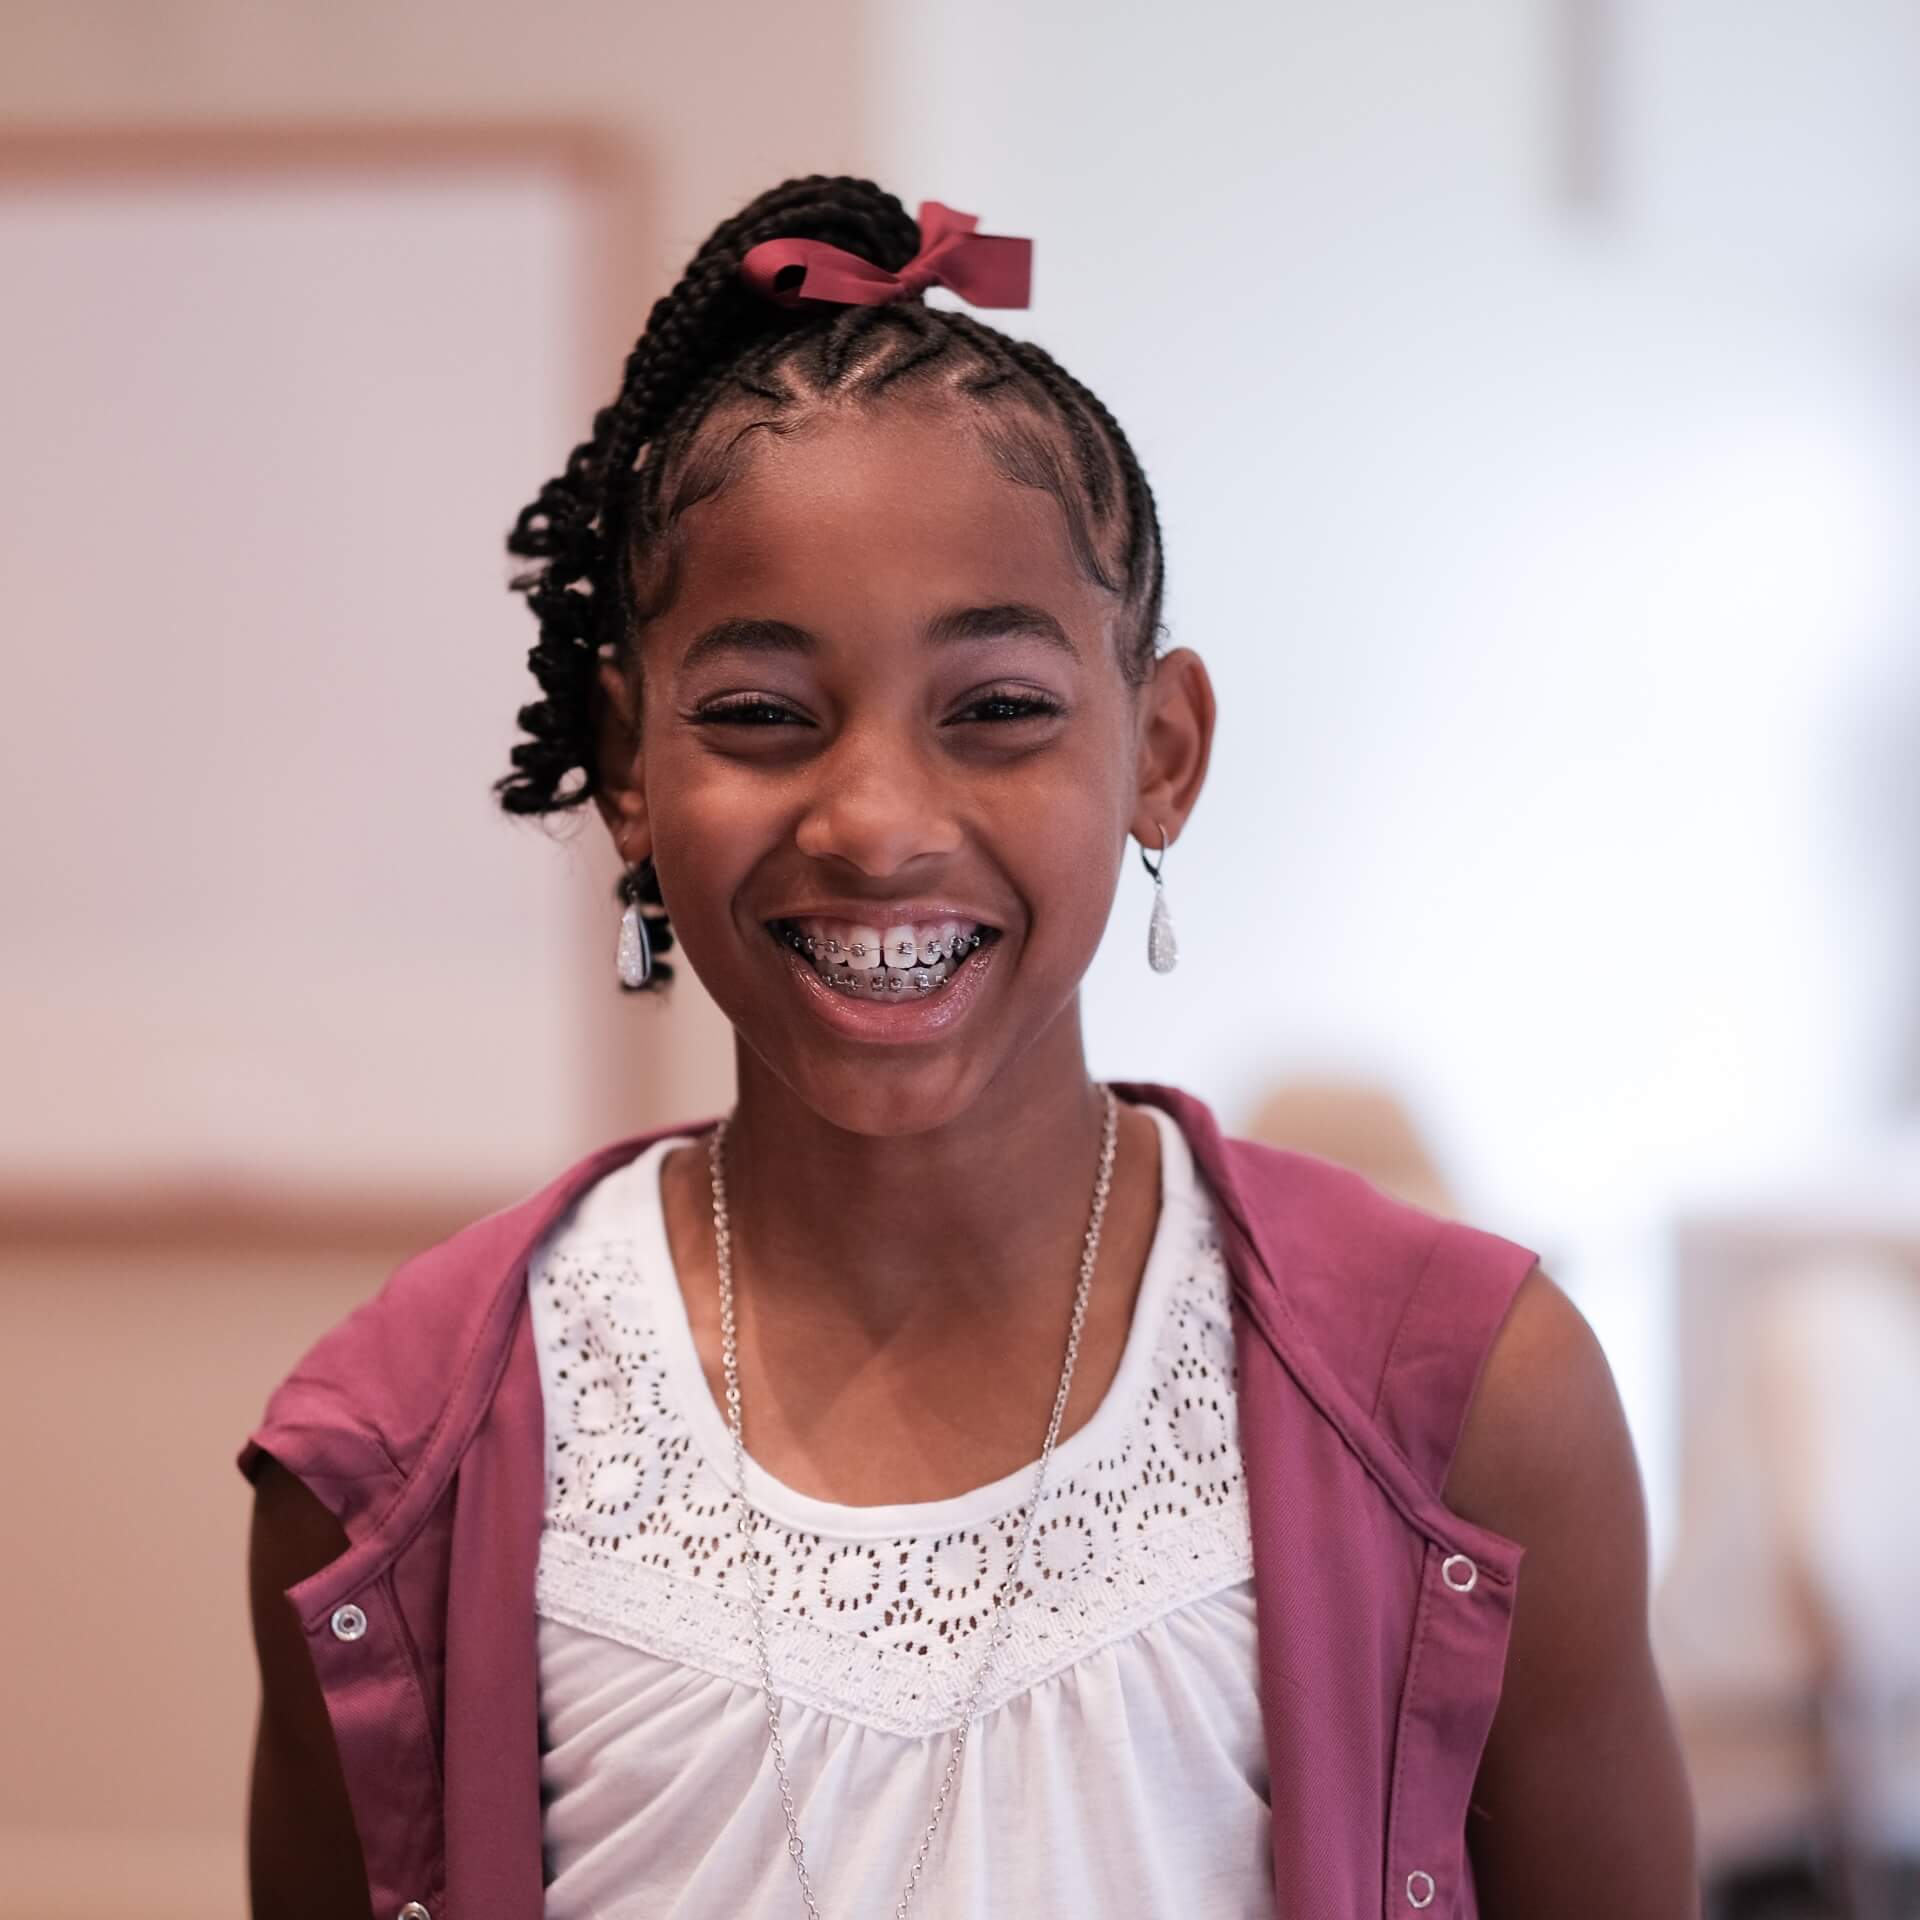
xmin=693 ymin=696 xmax=808 ymax=727
xmin=950 ymin=687 xmax=1066 ymax=725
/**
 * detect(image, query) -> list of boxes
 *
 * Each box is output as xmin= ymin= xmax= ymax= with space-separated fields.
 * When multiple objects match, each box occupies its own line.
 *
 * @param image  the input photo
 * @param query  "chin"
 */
xmin=782 ymin=1055 xmax=999 ymax=1139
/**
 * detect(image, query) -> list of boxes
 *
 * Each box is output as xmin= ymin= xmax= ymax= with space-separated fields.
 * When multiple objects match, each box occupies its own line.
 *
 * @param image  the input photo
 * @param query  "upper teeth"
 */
xmin=782 ymin=916 xmax=984 ymax=968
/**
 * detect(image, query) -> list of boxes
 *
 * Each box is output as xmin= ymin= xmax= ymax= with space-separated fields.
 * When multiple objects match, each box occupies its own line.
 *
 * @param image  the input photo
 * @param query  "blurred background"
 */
xmin=2 ymin=2 xmax=1916 ymax=1914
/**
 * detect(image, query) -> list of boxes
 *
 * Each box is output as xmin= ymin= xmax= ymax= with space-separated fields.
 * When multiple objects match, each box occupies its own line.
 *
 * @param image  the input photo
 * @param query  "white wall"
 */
xmin=874 ymin=0 xmax=1920 ymax=1555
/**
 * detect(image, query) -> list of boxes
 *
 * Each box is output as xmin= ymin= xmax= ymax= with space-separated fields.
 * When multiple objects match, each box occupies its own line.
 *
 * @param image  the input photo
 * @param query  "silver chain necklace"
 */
xmin=706 ymin=1084 xmax=1119 ymax=1920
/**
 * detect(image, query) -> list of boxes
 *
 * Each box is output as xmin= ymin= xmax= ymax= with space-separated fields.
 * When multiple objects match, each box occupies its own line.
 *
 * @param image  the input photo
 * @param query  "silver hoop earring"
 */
xmin=1139 ymin=823 xmax=1178 ymax=974
xmin=616 ymin=864 xmax=653 ymax=990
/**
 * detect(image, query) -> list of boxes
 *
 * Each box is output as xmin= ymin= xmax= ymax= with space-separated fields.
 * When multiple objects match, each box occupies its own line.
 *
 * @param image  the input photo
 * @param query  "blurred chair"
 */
xmin=1243 ymin=1077 xmax=1457 ymax=1218
xmin=1660 ymin=1220 xmax=1920 ymax=1919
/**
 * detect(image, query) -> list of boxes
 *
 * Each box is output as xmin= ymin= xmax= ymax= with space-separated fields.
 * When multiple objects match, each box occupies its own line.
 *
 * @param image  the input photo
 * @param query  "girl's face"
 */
xmin=598 ymin=403 xmax=1210 ymax=1137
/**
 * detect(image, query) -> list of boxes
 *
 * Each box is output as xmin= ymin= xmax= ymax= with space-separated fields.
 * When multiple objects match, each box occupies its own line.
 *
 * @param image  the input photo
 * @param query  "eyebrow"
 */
xmin=680 ymin=602 xmax=1079 ymax=670
xmin=679 ymin=617 xmax=812 ymax=671
xmin=923 ymin=602 xmax=1079 ymax=658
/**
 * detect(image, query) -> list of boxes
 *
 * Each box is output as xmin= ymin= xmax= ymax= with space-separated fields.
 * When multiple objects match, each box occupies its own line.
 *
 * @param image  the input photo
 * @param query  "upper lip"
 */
xmin=763 ymin=902 xmax=1004 ymax=928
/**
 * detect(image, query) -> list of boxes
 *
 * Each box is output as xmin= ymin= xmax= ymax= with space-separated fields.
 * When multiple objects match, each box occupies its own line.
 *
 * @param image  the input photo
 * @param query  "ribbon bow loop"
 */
xmin=739 ymin=200 xmax=1031 ymax=312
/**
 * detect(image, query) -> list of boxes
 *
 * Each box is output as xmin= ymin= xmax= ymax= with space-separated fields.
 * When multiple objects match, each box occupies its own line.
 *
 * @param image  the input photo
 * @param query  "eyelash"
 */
xmin=955 ymin=689 xmax=1065 ymax=724
xmin=694 ymin=689 xmax=1065 ymax=728
xmin=695 ymin=698 xmax=804 ymax=727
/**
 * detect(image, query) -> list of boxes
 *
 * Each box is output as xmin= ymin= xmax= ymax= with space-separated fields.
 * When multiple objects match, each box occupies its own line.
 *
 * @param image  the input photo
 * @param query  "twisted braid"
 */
xmin=495 ymin=176 xmax=1166 ymax=992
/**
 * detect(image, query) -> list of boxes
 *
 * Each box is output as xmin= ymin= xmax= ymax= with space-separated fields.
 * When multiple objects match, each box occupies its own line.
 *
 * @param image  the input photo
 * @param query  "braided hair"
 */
xmin=496 ymin=175 xmax=1166 ymax=991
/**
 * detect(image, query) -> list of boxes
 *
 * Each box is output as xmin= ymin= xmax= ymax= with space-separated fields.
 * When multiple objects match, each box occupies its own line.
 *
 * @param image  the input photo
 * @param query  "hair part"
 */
xmin=495 ymin=176 xmax=1166 ymax=990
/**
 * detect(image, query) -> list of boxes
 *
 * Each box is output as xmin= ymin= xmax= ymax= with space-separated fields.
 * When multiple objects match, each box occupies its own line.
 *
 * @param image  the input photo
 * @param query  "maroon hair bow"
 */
xmin=739 ymin=201 xmax=1032 ymax=311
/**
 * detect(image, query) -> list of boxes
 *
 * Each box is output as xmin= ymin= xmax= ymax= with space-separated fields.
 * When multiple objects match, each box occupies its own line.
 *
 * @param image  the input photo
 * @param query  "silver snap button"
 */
xmin=397 ymin=1904 xmax=431 ymax=1920
xmin=329 ymin=1603 xmax=368 ymax=1642
xmin=1407 ymin=1868 xmax=1436 ymax=1908
xmin=1440 ymin=1553 xmax=1478 ymax=1593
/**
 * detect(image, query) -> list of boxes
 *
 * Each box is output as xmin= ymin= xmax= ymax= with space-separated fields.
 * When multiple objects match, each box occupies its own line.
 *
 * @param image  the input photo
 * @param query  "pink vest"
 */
xmin=239 ymin=1083 xmax=1536 ymax=1919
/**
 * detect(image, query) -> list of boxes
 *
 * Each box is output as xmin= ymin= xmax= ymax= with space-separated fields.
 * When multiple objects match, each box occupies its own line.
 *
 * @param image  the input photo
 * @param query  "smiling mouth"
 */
xmin=767 ymin=916 xmax=1002 ymax=997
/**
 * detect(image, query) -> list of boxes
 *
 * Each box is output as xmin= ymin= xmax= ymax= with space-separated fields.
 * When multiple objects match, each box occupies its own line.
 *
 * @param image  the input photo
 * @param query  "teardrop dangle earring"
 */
xmin=1140 ymin=822 xmax=1178 ymax=974
xmin=615 ymin=862 xmax=653 ymax=990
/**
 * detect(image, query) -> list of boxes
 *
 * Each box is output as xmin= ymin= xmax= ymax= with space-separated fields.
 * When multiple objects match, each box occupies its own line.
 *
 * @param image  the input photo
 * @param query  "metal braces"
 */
xmin=819 ymin=964 xmax=945 ymax=994
xmin=784 ymin=928 xmax=984 ymax=963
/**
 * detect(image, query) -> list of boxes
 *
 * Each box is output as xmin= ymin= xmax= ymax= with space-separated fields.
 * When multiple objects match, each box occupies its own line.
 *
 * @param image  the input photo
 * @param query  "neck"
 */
xmin=719 ymin=1013 xmax=1115 ymax=1336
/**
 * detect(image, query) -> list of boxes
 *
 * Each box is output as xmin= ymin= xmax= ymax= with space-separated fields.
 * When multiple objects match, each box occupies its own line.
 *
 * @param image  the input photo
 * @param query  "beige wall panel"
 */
xmin=0 ymin=1236 xmax=407 ymax=1916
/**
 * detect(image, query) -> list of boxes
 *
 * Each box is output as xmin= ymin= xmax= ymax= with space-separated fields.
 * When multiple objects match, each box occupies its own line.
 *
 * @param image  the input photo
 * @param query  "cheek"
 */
xmin=1034 ymin=815 xmax=1127 ymax=947
xmin=640 ymin=749 xmax=773 ymax=927
xmin=996 ymin=738 xmax=1135 ymax=944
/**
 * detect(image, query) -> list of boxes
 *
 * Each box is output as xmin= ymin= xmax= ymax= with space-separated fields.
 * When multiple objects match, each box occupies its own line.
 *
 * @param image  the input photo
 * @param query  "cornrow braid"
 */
xmin=496 ymin=176 xmax=1166 ymax=993
xmin=1004 ymin=332 xmax=1165 ymax=617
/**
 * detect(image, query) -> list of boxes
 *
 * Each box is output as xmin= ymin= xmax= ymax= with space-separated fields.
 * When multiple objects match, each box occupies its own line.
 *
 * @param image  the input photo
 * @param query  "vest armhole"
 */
xmin=236 ymin=1400 xmax=407 ymax=1545
xmin=1371 ymin=1220 xmax=1540 ymax=1498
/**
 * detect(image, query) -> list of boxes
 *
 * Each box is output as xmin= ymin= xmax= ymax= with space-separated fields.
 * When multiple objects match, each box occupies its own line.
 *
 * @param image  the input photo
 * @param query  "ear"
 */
xmin=1129 ymin=646 xmax=1215 ymax=850
xmin=590 ymin=653 xmax=652 ymax=866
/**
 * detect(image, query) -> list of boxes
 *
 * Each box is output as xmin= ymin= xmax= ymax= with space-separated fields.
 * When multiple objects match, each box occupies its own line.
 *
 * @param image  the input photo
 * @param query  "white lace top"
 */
xmin=526 ymin=1103 xmax=1272 ymax=1917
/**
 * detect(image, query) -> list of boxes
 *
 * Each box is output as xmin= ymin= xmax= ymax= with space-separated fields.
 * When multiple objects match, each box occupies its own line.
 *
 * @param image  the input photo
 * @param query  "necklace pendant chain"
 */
xmin=708 ymin=1086 xmax=1120 ymax=1919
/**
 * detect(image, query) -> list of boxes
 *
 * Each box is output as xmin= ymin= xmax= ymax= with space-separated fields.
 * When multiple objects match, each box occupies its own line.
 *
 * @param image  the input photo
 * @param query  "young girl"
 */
xmin=242 ymin=176 xmax=1696 ymax=1920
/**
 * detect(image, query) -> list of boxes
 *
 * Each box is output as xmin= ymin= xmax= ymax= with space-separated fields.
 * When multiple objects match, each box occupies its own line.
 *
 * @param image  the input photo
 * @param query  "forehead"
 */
xmin=650 ymin=406 xmax=1116 ymax=654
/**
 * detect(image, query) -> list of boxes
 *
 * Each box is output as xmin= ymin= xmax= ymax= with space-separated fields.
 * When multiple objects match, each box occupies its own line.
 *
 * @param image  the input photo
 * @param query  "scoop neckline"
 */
xmin=625 ymin=1100 xmax=1200 ymax=1541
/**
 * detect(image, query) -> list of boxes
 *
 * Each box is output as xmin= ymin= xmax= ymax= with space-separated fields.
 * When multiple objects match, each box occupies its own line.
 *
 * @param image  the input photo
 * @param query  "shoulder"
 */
xmin=1123 ymin=1081 xmax=1557 ymax=1520
xmin=1444 ymin=1267 xmax=1625 ymax=1530
xmin=1153 ymin=1084 xmax=1536 ymax=1488
xmin=1444 ymin=1267 xmax=1660 ymax=1633
xmin=237 ymin=1125 xmax=692 ymax=1524
xmin=1213 ymin=1129 xmax=1455 ymax=1284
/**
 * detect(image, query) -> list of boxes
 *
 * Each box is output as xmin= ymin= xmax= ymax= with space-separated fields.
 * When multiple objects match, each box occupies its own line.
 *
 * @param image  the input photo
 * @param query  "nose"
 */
xmin=792 ymin=724 xmax=963 ymax=878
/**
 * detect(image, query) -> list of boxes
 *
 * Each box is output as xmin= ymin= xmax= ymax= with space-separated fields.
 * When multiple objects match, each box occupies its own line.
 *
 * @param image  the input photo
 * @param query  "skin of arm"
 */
xmin=246 ymin=1455 xmax=376 ymax=1920
xmin=1444 ymin=1267 xmax=1700 ymax=1919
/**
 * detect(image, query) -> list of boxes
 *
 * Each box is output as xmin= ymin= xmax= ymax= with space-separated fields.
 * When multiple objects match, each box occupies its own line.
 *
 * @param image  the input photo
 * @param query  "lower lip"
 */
xmin=774 ymin=939 xmax=999 ymax=1044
